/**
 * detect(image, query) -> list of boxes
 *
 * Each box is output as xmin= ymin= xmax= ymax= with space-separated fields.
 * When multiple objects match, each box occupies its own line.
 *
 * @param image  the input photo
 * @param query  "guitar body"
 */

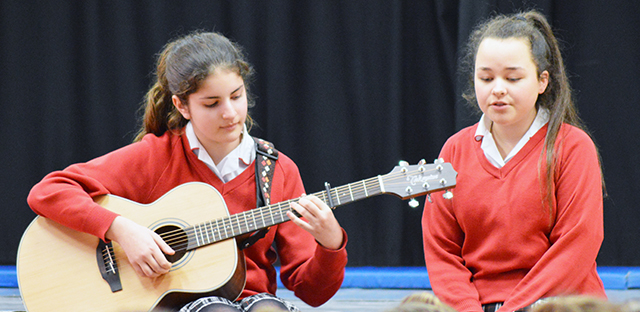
xmin=17 ymin=182 xmax=246 ymax=312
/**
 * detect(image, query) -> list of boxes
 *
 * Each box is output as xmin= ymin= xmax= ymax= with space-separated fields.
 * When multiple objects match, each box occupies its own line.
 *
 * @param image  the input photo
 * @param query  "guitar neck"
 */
xmin=181 ymin=160 xmax=458 ymax=251
xmin=185 ymin=176 xmax=384 ymax=250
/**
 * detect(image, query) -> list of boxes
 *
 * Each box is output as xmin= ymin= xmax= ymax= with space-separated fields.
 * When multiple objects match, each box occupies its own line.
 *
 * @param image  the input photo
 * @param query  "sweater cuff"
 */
xmin=314 ymin=228 xmax=348 ymax=262
xmin=82 ymin=202 xmax=120 ymax=242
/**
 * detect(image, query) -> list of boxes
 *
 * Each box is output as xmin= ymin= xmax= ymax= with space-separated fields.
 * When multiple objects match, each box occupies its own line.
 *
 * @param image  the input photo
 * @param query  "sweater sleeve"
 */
xmin=422 ymin=134 xmax=485 ymax=312
xmin=271 ymin=156 xmax=348 ymax=307
xmin=499 ymin=127 xmax=605 ymax=311
xmin=26 ymin=134 xmax=172 ymax=241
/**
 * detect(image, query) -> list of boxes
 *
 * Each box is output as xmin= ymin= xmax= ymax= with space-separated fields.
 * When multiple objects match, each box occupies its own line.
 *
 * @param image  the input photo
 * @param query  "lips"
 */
xmin=221 ymin=123 xmax=239 ymax=131
xmin=489 ymin=101 xmax=510 ymax=109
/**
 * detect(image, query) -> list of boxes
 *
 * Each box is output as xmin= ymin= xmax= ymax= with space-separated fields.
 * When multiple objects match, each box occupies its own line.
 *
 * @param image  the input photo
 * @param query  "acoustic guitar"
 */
xmin=17 ymin=160 xmax=456 ymax=312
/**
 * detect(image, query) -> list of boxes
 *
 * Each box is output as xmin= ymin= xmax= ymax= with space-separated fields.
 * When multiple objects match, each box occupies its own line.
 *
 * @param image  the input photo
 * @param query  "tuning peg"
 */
xmin=443 ymin=190 xmax=453 ymax=200
xmin=418 ymin=159 xmax=426 ymax=165
xmin=398 ymin=160 xmax=410 ymax=173
xmin=408 ymin=198 xmax=420 ymax=208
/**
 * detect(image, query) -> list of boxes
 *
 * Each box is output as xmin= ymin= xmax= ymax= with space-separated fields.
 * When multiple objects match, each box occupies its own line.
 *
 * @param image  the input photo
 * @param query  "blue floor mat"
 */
xmin=3 ymin=265 xmax=636 ymax=290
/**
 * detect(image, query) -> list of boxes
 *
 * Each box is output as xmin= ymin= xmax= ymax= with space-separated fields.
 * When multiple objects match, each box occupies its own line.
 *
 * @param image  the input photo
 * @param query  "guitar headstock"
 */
xmin=380 ymin=159 xmax=457 ymax=200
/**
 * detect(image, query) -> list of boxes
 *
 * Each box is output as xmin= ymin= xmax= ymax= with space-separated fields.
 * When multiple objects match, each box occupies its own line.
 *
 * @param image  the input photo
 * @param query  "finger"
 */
xmin=305 ymin=195 xmax=331 ymax=212
xmin=307 ymin=195 xmax=333 ymax=219
xmin=298 ymin=196 xmax=336 ymax=225
xmin=132 ymin=264 xmax=145 ymax=277
xmin=138 ymin=262 xmax=156 ymax=278
xmin=287 ymin=210 xmax=311 ymax=230
xmin=150 ymin=240 xmax=173 ymax=270
xmin=152 ymin=250 xmax=172 ymax=272
xmin=295 ymin=197 xmax=319 ymax=219
xmin=154 ymin=233 xmax=175 ymax=255
xmin=290 ymin=200 xmax=312 ymax=220
xmin=143 ymin=255 xmax=161 ymax=275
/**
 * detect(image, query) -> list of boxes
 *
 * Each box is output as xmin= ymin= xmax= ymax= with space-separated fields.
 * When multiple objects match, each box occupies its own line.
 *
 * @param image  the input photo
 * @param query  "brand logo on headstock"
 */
xmin=408 ymin=174 xmax=438 ymax=185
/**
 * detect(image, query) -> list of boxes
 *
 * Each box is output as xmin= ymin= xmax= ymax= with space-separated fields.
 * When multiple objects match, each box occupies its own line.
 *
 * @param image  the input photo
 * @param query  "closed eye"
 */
xmin=231 ymin=86 xmax=245 ymax=100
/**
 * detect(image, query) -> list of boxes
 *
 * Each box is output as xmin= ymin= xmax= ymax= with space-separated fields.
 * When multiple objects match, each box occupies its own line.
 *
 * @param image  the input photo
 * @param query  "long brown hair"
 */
xmin=460 ymin=10 xmax=605 ymax=219
xmin=134 ymin=31 xmax=255 ymax=142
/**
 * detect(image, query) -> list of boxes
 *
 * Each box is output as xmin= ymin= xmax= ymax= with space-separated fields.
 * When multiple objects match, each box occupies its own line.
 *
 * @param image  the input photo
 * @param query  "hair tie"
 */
xmin=514 ymin=15 xmax=527 ymax=21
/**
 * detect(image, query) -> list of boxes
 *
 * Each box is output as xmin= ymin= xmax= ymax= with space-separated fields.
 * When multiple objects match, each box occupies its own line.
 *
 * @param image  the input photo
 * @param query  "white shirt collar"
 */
xmin=185 ymin=122 xmax=256 ymax=182
xmin=474 ymin=108 xmax=549 ymax=168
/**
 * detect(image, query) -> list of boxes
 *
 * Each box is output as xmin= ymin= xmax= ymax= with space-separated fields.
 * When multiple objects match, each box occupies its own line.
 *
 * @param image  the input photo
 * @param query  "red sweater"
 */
xmin=422 ymin=123 xmax=605 ymax=312
xmin=27 ymin=131 xmax=348 ymax=307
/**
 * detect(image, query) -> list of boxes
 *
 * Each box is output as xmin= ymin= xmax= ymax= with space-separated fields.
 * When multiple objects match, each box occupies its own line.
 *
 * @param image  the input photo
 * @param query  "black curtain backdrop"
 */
xmin=2 ymin=0 xmax=639 ymax=267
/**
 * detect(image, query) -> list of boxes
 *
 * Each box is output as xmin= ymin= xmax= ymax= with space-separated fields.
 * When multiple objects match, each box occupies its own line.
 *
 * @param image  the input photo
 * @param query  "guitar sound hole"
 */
xmin=155 ymin=225 xmax=188 ymax=263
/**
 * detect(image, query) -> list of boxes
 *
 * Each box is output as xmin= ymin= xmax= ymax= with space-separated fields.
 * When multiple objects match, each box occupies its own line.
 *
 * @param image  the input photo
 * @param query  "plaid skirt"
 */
xmin=179 ymin=293 xmax=300 ymax=312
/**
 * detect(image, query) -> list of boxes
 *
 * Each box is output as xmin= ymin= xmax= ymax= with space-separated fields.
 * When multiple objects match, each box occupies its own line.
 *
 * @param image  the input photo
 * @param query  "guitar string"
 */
xmin=103 ymin=180 xmax=452 ymax=263
xmin=102 ymin=166 xmax=448 ymax=260
xmin=165 ymin=167 xmax=446 ymax=250
xmin=158 ymin=166 xmax=443 ymax=250
xmin=101 ymin=167 xmax=448 ymax=261
xmin=158 ymin=175 xmax=380 ymax=248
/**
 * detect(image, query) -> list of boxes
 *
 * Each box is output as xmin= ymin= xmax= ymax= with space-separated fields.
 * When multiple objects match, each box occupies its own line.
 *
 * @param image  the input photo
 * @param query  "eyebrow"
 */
xmin=477 ymin=66 xmax=525 ymax=71
xmin=199 ymin=85 xmax=244 ymax=100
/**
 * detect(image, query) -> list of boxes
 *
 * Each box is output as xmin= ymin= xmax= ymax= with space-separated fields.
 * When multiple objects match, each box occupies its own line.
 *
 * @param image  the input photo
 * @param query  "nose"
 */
xmin=492 ymin=80 xmax=507 ymax=96
xmin=220 ymin=99 xmax=238 ymax=119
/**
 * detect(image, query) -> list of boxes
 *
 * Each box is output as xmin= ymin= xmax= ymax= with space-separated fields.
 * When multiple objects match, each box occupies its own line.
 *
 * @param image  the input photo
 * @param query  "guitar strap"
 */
xmin=239 ymin=137 xmax=279 ymax=250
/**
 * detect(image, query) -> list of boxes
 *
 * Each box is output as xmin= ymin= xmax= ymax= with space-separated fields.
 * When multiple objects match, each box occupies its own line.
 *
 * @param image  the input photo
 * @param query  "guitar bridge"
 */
xmin=96 ymin=240 xmax=123 ymax=292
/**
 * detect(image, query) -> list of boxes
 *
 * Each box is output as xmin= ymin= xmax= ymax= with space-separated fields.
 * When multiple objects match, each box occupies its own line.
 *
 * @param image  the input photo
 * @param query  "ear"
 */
xmin=172 ymin=95 xmax=191 ymax=120
xmin=538 ymin=70 xmax=549 ymax=94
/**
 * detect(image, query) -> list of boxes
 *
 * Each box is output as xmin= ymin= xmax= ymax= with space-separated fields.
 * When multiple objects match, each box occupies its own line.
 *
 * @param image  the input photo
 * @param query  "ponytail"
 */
xmin=134 ymin=40 xmax=188 ymax=142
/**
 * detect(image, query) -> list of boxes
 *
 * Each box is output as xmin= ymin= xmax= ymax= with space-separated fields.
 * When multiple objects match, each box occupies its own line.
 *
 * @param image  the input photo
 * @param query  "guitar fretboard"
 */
xmin=154 ymin=161 xmax=456 ymax=254
xmin=181 ymin=176 xmax=384 ymax=250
